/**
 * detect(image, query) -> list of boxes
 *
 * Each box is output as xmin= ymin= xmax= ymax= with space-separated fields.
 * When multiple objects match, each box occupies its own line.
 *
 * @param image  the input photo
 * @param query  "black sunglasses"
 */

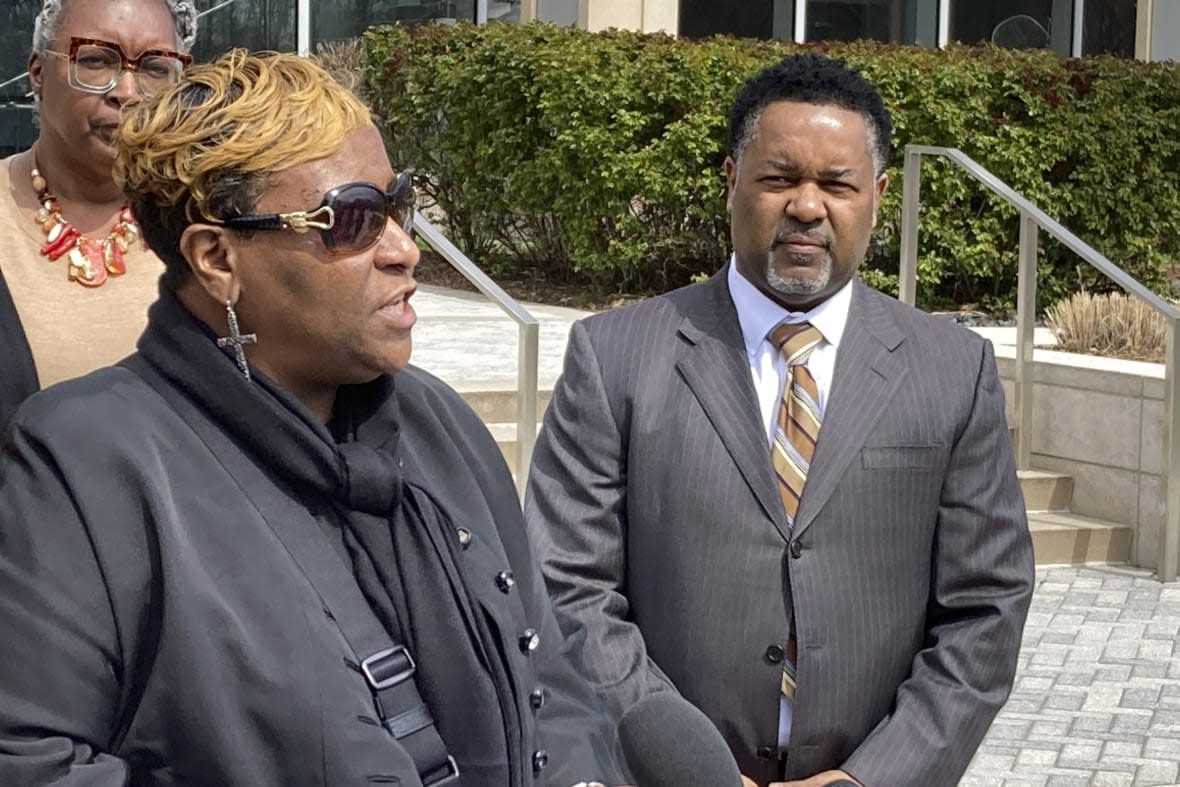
xmin=220 ymin=171 xmax=415 ymax=254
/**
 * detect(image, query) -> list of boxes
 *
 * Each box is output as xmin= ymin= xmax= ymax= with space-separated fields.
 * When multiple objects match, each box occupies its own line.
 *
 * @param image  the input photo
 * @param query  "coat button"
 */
xmin=495 ymin=570 xmax=516 ymax=593
xmin=457 ymin=528 xmax=472 ymax=549
xmin=520 ymin=628 xmax=540 ymax=653
xmin=756 ymin=745 xmax=776 ymax=759
xmin=530 ymin=688 xmax=547 ymax=710
xmin=532 ymin=749 xmax=549 ymax=772
xmin=790 ymin=540 xmax=804 ymax=558
xmin=765 ymin=644 xmax=785 ymax=664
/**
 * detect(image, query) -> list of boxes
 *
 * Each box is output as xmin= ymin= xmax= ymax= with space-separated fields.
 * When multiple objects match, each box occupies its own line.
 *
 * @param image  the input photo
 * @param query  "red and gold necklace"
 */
xmin=31 ymin=163 xmax=140 ymax=288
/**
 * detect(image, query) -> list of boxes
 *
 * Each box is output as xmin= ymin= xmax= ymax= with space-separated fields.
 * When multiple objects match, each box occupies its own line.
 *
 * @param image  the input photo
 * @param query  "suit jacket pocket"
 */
xmin=860 ymin=443 xmax=944 ymax=470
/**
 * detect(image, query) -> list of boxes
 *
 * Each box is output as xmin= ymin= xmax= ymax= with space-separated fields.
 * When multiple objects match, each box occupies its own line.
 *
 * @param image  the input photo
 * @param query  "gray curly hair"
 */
xmin=32 ymin=0 xmax=199 ymax=55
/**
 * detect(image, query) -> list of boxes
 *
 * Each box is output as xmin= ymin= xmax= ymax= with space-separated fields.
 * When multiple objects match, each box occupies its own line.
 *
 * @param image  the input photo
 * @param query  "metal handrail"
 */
xmin=0 ymin=73 xmax=29 ymax=93
xmin=413 ymin=215 xmax=539 ymax=498
xmin=899 ymin=144 xmax=1180 ymax=583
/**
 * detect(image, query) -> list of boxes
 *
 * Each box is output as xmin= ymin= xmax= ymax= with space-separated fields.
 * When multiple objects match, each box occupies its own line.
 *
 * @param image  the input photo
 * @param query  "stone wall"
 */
xmin=989 ymin=340 xmax=1169 ymax=570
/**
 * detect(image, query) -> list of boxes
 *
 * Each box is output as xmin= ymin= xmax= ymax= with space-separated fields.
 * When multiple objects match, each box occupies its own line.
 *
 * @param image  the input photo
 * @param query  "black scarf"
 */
xmin=131 ymin=288 xmax=522 ymax=786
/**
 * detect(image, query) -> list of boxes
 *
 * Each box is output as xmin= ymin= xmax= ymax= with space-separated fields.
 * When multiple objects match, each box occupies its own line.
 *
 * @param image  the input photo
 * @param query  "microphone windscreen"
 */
xmin=617 ymin=691 xmax=743 ymax=787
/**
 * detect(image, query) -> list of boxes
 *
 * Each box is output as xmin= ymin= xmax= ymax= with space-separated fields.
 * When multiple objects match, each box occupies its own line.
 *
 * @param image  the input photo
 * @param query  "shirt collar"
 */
xmin=726 ymin=255 xmax=854 ymax=358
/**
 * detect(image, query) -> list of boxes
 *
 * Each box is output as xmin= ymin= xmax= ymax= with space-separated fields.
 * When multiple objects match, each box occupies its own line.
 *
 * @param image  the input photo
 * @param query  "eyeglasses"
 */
xmin=220 ymin=172 xmax=416 ymax=254
xmin=43 ymin=36 xmax=191 ymax=97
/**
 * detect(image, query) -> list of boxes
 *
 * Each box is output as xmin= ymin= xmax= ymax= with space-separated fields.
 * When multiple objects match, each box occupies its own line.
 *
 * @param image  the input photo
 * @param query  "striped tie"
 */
xmin=769 ymin=321 xmax=824 ymax=700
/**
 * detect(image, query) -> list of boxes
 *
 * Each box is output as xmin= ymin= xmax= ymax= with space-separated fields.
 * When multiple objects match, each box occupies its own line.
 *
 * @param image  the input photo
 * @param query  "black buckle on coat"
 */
xmin=422 ymin=755 xmax=460 ymax=786
xmin=360 ymin=645 xmax=416 ymax=690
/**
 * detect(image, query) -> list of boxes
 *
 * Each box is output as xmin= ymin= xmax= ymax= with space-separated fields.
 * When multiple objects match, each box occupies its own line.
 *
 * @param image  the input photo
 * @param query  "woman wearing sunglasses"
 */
xmin=0 ymin=0 xmax=196 ymax=428
xmin=0 ymin=50 xmax=626 ymax=787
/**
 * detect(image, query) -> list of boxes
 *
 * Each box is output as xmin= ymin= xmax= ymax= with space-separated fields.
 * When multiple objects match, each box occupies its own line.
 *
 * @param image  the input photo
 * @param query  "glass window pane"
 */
xmin=0 ymin=2 xmax=38 ymax=156
xmin=806 ymin=0 xmax=927 ymax=44
xmin=488 ymin=0 xmax=521 ymax=23
xmin=949 ymin=0 xmax=1053 ymax=48
xmin=313 ymin=0 xmax=476 ymax=43
xmin=1083 ymin=0 xmax=1135 ymax=56
xmin=192 ymin=0 xmax=296 ymax=56
xmin=679 ymin=0 xmax=775 ymax=39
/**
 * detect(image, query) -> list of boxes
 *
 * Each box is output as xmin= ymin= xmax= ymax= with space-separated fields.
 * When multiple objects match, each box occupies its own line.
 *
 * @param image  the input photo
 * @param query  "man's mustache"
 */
xmin=771 ymin=227 xmax=831 ymax=249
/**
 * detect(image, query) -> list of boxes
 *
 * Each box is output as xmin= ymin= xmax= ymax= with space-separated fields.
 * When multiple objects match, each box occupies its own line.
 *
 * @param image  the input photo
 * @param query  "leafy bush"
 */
xmin=363 ymin=23 xmax=1180 ymax=310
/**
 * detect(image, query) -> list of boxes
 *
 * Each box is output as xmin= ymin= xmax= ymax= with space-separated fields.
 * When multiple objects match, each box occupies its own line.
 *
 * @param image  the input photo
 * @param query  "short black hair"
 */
xmin=727 ymin=53 xmax=893 ymax=174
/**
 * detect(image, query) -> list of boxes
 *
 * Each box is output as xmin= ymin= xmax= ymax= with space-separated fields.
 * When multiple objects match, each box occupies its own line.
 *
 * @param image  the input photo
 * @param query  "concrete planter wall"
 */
xmin=985 ymin=334 xmax=1166 ymax=570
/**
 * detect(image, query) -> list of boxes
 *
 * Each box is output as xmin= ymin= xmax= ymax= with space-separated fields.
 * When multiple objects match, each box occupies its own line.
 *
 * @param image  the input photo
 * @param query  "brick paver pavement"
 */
xmin=961 ymin=566 xmax=1180 ymax=786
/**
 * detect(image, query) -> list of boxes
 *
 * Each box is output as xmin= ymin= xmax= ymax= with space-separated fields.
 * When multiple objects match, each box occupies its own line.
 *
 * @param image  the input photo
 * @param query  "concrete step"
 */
xmin=457 ymin=386 xmax=552 ymax=426
xmin=1018 ymin=469 xmax=1074 ymax=512
xmin=1028 ymin=511 xmax=1133 ymax=566
xmin=488 ymin=422 xmax=527 ymax=477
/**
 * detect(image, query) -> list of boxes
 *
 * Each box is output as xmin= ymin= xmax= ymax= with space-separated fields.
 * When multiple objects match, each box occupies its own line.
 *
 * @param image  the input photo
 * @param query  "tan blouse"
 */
xmin=0 ymin=154 xmax=164 ymax=388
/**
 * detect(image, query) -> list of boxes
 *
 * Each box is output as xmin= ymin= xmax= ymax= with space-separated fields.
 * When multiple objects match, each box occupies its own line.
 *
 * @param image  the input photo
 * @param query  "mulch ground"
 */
xmin=413 ymin=250 xmax=652 ymax=312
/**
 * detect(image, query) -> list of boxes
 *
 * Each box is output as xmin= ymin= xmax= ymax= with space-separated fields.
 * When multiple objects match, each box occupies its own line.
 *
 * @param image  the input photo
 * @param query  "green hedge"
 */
xmin=363 ymin=22 xmax=1180 ymax=311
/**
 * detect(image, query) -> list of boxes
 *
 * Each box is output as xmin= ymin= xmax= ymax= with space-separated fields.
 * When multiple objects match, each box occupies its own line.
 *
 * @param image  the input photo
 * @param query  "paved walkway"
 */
xmin=409 ymin=284 xmax=588 ymax=391
xmin=962 ymin=565 xmax=1180 ymax=787
xmin=406 ymin=286 xmax=1060 ymax=395
xmin=411 ymin=287 xmax=1180 ymax=785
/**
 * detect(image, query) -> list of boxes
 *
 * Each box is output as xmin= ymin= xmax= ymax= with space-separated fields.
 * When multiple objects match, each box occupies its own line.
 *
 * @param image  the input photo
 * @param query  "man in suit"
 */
xmin=524 ymin=53 xmax=1035 ymax=787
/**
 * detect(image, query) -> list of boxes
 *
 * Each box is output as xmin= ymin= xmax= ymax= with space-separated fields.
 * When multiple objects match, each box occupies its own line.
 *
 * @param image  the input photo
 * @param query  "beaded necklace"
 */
xmin=31 ymin=163 xmax=140 ymax=287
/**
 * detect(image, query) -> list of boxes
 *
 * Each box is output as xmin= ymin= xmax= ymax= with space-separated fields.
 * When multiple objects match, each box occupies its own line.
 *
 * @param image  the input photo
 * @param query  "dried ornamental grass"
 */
xmin=313 ymin=38 xmax=365 ymax=92
xmin=1045 ymin=291 xmax=1167 ymax=363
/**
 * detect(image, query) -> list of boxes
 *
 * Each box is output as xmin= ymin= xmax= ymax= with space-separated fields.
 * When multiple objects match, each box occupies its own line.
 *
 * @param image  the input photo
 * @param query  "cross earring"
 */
xmin=216 ymin=298 xmax=257 ymax=381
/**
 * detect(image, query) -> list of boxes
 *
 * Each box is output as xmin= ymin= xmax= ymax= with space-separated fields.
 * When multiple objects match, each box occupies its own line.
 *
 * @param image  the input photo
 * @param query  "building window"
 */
xmin=679 ymin=0 xmax=778 ymax=39
xmin=948 ymin=0 xmax=1056 ymax=50
xmin=487 ymin=0 xmax=522 ymax=23
xmin=679 ymin=0 xmax=937 ymax=45
xmin=314 ymin=1 xmax=476 ymax=43
xmin=1082 ymin=0 xmax=1135 ymax=56
xmin=193 ymin=0 xmax=296 ymax=55
xmin=806 ymin=0 xmax=934 ymax=45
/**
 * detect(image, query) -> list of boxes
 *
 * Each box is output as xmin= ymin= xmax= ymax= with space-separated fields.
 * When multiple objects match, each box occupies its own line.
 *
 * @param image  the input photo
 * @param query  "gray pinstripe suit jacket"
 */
xmin=524 ymin=268 xmax=1035 ymax=786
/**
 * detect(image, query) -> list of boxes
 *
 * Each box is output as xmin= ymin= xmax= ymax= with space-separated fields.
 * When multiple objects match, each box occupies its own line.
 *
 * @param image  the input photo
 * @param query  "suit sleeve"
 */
xmin=842 ymin=340 xmax=1035 ymax=786
xmin=0 ymin=422 xmax=133 ymax=786
xmin=525 ymin=320 xmax=677 ymax=720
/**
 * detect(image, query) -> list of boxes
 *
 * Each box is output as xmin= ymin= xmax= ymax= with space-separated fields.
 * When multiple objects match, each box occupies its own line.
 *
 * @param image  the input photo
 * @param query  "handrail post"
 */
xmin=516 ymin=322 xmax=539 ymax=500
xmin=1014 ymin=211 xmax=1037 ymax=471
xmin=1162 ymin=320 xmax=1180 ymax=581
xmin=297 ymin=0 xmax=311 ymax=56
xmin=904 ymin=144 xmax=1180 ymax=580
xmin=898 ymin=146 xmax=921 ymax=306
xmin=411 ymin=215 xmax=541 ymax=500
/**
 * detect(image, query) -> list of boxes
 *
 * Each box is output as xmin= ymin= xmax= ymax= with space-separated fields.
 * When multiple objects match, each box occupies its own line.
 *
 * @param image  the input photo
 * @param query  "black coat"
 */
xmin=0 ymin=357 xmax=624 ymax=786
xmin=0 ymin=267 xmax=38 ymax=429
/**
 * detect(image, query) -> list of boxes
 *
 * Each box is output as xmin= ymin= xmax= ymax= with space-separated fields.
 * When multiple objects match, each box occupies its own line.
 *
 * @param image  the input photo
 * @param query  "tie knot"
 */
xmin=770 ymin=322 xmax=823 ymax=366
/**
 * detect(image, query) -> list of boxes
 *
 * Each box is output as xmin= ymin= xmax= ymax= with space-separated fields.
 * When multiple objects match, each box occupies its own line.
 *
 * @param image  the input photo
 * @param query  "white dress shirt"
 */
xmin=725 ymin=259 xmax=853 ymax=748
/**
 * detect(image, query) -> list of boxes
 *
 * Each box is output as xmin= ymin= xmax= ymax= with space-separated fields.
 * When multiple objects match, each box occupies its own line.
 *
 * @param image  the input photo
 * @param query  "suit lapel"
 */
xmin=675 ymin=272 xmax=791 ymax=542
xmin=792 ymin=282 xmax=907 ymax=539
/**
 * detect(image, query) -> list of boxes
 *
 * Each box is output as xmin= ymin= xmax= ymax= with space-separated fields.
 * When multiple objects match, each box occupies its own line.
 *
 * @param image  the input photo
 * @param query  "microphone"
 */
xmin=617 ymin=691 xmax=743 ymax=787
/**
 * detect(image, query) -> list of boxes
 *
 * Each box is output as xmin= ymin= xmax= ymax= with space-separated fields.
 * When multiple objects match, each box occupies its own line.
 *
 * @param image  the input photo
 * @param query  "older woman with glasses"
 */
xmin=0 ymin=0 xmax=195 ymax=428
xmin=0 ymin=49 xmax=627 ymax=787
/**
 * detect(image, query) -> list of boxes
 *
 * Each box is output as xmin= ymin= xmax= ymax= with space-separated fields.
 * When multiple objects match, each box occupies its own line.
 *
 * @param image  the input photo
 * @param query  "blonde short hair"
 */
xmin=114 ymin=49 xmax=374 ymax=285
